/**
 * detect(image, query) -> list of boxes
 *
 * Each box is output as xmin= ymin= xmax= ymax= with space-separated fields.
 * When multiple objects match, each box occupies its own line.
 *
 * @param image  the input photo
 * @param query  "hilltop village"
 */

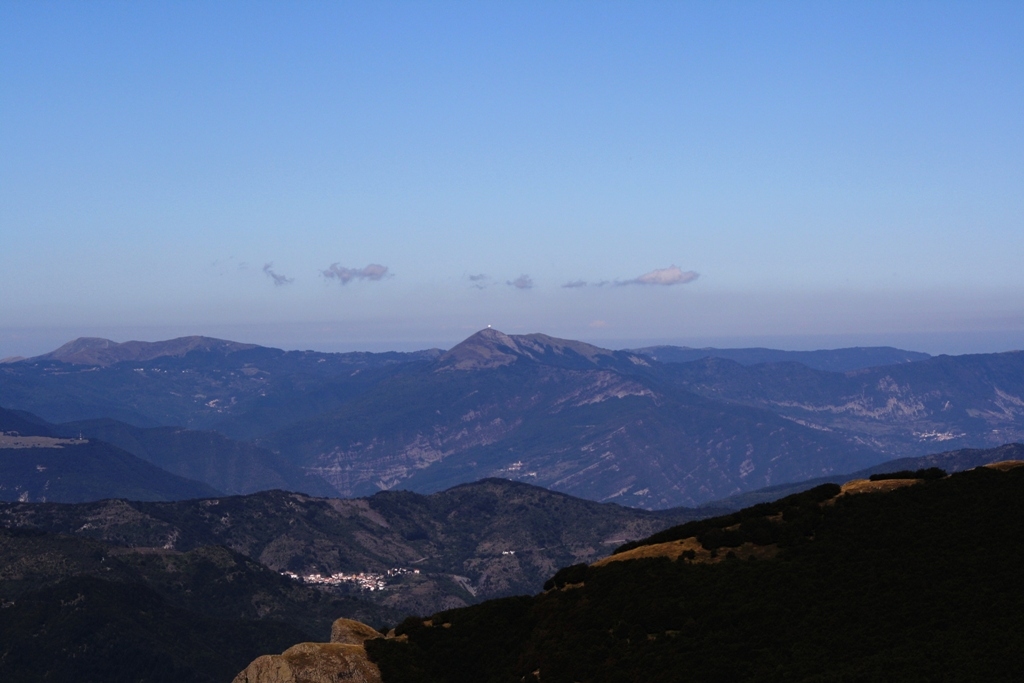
xmin=281 ymin=567 xmax=421 ymax=591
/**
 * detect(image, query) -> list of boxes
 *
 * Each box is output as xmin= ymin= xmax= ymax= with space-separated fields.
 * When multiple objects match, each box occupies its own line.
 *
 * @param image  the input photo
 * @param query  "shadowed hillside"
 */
xmin=0 ymin=407 xmax=221 ymax=503
xmin=0 ymin=526 xmax=396 ymax=683
xmin=366 ymin=463 xmax=1024 ymax=682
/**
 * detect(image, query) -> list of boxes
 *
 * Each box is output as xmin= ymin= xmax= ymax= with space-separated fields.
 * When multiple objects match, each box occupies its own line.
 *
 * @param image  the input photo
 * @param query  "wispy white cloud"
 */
xmin=322 ymin=263 xmax=390 ymax=284
xmin=263 ymin=262 xmax=294 ymax=286
xmin=622 ymin=265 xmax=698 ymax=286
xmin=507 ymin=274 xmax=534 ymax=290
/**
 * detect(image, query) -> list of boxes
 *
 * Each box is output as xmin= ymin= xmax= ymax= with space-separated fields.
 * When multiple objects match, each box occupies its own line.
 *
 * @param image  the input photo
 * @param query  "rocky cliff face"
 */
xmin=232 ymin=618 xmax=383 ymax=683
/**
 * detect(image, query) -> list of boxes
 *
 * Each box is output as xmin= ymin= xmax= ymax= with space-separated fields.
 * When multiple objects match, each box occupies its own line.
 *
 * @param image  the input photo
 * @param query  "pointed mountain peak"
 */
xmin=436 ymin=328 xmax=646 ymax=371
xmin=436 ymin=328 xmax=522 ymax=370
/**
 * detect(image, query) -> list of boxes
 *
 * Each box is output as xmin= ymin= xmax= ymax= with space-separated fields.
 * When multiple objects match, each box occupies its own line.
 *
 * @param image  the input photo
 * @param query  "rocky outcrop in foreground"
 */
xmin=232 ymin=619 xmax=382 ymax=683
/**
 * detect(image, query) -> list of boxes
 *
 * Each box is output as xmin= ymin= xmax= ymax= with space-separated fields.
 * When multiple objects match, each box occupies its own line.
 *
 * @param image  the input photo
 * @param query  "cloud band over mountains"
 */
xmin=305 ymin=263 xmax=692 ymax=290
xmin=562 ymin=265 xmax=699 ymax=288
xmin=262 ymin=263 xmax=294 ymax=286
xmin=507 ymin=274 xmax=534 ymax=290
xmin=468 ymin=273 xmax=491 ymax=289
xmin=624 ymin=265 xmax=699 ymax=286
xmin=322 ymin=263 xmax=390 ymax=284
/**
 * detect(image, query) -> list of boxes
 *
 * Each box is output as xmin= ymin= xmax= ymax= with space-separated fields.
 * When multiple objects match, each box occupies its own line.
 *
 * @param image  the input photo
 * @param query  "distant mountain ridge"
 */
xmin=31 ymin=335 xmax=259 ymax=366
xmin=0 ymin=342 xmax=443 ymax=433
xmin=3 ymin=329 xmax=1022 ymax=508
xmin=630 ymin=344 xmax=931 ymax=372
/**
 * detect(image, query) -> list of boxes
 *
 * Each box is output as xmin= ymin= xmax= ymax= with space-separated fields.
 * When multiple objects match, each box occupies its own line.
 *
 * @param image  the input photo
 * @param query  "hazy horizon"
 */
xmin=2 ymin=323 xmax=1022 ymax=361
xmin=3 ymin=3 xmax=1022 ymax=360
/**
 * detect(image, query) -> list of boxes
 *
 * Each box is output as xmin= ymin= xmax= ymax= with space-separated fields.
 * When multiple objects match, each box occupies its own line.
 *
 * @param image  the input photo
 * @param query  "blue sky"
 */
xmin=2 ymin=1 xmax=1022 ymax=357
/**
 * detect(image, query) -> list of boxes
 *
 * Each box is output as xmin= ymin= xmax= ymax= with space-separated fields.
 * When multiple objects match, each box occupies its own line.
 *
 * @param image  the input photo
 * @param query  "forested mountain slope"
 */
xmin=0 ymin=478 xmax=704 ymax=616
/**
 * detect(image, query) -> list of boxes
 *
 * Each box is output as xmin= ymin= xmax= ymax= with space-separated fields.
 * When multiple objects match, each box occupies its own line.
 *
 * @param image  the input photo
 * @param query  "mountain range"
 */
xmin=0 ymin=477 xmax=704 ymax=618
xmin=2 ymin=329 xmax=1022 ymax=507
xmin=4 ymin=329 xmax=1023 ymax=681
